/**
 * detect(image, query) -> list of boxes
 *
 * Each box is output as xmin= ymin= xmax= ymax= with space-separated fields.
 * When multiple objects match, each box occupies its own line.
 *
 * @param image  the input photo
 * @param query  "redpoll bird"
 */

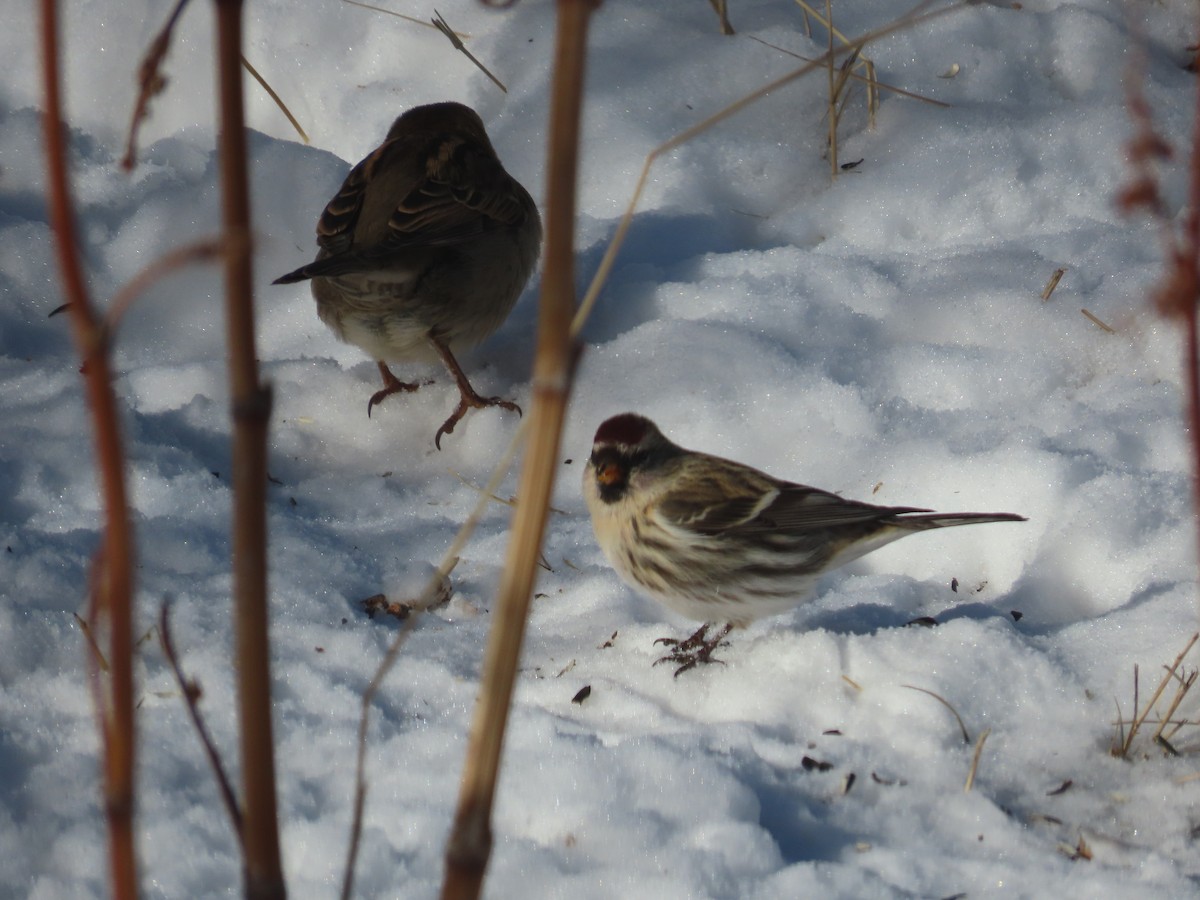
xmin=274 ymin=101 xmax=542 ymax=448
xmin=582 ymin=413 xmax=1026 ymax=675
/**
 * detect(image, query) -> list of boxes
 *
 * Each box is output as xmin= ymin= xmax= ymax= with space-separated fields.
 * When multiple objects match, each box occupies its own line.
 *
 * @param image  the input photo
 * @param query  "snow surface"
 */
xmin=4 ymin=0 xmax=1200 ymax=896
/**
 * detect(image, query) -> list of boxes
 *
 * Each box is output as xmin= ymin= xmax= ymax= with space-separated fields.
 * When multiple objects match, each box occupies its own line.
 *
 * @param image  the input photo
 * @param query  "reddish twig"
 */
xmin=39 ymin=1 xmax=139 ymax=896
xmin=159 ymin=602 xmax=244 ymax=835
xmin=1119 ymin=26 xmax=1200 ymax=598
xmin=1183 ymin=62 xmax=1200 ymax=577
xmin=122 ymin=0 xmax=194 ymax=171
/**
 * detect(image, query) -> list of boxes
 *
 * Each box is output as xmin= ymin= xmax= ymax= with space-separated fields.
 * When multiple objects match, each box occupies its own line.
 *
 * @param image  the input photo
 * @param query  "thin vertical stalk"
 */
xmin=38 ymin=1 xmax=138 ymax=896
xmin=440 ymin=1 xmax=598 ymax=897
xmin=825 ymin=0 xmax=837 ymax=176
xmin=1184 ymin=63 xmax=1200 ymax=583
xmin=212 ymin=0 xmax=284 ymax=897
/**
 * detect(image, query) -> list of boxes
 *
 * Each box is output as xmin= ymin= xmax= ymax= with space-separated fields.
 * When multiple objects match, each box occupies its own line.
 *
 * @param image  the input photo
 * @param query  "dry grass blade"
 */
xmin=964 ymin=727 xmax=990 ymax=792
xmin=1117 ymin=633 xmax=1199 ymax=758
xmin=835 ymin=47 xmax=864 ymax=157
xmin=241 ymin=55 xmax=309 ymax=144
xmin=122 ymin=0 xmax=193 ymax=171
xmin=1041 ymin=267 xmax=1066 ymax=300
xmin=1080 ymin=308 xmax=1115 ymax=333
xmin=451 ymin=469 xmax=516 ymax=507
xmin=432 ymin=10 xmax=506 ymax=93
xmin=450 ymin=469 xmax=568 ymax=514
xmin=902 ymin=684 xmax=971 ymax=744
xmin=1151 ymin=659 xmax=1198 ymax=745
xmin=796 ymin=0 xmax=882 ymax=123
xmin=159 ymin=602 xmax=244 ymax=836
xmin=863 ymin=58 xmax=879 ymax=128
xmin=747 ymin=36 xmax=950 ymax=108
xmin=341 ymin=0 xmax=460 ymax=33
xmin=1112 ymin=696 xmax=1126 ymax=756
xmin=73 ymin=611 xmax=111 ymax=672
xmin=825 ymin=0 xmax=837 ymax=174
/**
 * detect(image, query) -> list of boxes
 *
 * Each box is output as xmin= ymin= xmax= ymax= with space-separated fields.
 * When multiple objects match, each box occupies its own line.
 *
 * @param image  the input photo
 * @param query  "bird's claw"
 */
xmin=652 ymin=623 xmax=733 ymax=677
xmin=433 ymin=394 xmax=521 ymax=450
xmin=366 ymin=372 xmax=424 ymax=418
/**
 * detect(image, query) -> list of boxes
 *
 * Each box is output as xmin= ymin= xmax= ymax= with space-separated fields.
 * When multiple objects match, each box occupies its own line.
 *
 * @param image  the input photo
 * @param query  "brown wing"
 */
xmin=274 ymin=130 xmax=531 ymax=285
xmin=656 ymin=454 xmax=927 ymax=538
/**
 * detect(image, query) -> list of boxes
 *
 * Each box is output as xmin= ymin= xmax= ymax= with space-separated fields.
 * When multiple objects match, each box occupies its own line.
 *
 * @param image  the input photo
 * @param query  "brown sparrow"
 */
xmin=274 ymin=101 xmax=542 ymax=447
xmin=583 ymin=413 xmax=1026 ymax=674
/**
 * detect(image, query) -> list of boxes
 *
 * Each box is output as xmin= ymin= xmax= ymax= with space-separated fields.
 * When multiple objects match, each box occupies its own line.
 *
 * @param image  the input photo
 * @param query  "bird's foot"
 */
xmin=653 ymin=622 xmax=733 ymax=677
xmin=434 ymin=386 xmax=521 ymax=450
xmin=367 ymin=363 xmax=427 ymax=418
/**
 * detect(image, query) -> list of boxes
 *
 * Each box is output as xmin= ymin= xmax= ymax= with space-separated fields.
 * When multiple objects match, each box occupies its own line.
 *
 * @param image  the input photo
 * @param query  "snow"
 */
xmin=3 ymin=0 xmax=1200 ymax=896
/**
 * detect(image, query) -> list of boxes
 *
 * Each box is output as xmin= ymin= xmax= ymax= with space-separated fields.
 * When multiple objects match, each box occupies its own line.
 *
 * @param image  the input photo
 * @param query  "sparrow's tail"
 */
xmin=272 ymin=265 xmax=312 ymax=285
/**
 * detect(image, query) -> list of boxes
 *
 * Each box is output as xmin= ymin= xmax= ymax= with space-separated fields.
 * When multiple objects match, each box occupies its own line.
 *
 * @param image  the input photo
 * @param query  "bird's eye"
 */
xmin=596 ymin=461 xmax=625 ymax=486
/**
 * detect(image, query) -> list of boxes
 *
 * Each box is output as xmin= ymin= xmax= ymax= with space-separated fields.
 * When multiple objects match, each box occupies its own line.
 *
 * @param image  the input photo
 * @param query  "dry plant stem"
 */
xmin=1041 ymin=267 xmax=1066 ymax=301
xmin=707 ymin=0 xmax=734 ymax=35
xmin=73 ymin=610 xmax=111 ymax=671
xmin=902 ymin=684 xmax=971 ymax=744
xmin=825 ymin=0 xmax=837 ymax=175
xmin=794 ymin=0 xmax=880 ymax=124
xmin=830 ymin=49 xmax=861 ymax=152
xmin=746 ymin=37 xmax=948 ymax=109
xmin=159 ymin=603 xmax=244 ymax=835
xmin=241 ymin=56 xmax=309 ymax=144
xmin=1152 ymin=669 xmax=1197 ymax=744
xmin=213 ymin=1 xmax=285 ymax=897
xmin=441 ymin=2 xmax=594 ymax=898
xmin=864 ymin=59 xmax=878 ymax=126
xmin=340 ymin=618 xmax=418 ymax=900
xmin=1080 ymin=308 xmax=1115 ymax=333
xmin=432 ymin=10 xmax=507 ymax=93
xmin=39 ymin=1 xmax=139 ymax=897
xmin=964 ymin=727 xmax=990 ymax=792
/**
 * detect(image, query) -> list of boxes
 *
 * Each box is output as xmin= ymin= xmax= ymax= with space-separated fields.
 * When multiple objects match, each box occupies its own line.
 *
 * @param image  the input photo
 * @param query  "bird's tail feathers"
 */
xmin=272 ymin=265 xmax=311 ymax=285
xmin=900 ymin=511 xmax=1027 ymax=530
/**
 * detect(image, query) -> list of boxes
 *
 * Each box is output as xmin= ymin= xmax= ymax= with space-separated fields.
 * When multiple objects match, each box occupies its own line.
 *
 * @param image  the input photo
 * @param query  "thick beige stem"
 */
xmin=440 ymin=2 xmax=598 ymax=898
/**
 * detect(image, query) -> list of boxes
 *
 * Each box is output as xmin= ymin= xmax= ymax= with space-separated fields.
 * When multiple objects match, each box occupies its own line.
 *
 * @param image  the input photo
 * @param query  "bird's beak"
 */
xmin=596 ymin=461 xmax=624 ymax=486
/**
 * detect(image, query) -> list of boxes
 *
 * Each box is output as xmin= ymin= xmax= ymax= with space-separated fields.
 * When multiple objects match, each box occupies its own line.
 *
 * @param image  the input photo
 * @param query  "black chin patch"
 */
xmin=590 ymin=448 xmax=630 ymax=504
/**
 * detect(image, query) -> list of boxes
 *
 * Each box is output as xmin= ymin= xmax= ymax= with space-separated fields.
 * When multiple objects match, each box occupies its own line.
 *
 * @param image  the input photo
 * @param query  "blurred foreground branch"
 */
xmin=441 ymin=1 xmax=596 ymax=897
xmin=39 ymin=0 xmax=139 ymax=896
xmin=212 ymin=0 xmax=285 ymax=896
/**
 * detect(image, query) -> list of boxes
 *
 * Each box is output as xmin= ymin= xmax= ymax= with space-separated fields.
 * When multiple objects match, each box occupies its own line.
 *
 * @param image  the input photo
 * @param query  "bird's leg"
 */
xmin=429 ymin=335 xmax=521 ymax=449
xmin=653 ymin=622 xmax=734 ymax=677
xmin=367 ymin=362 xmax=423 ymax=417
